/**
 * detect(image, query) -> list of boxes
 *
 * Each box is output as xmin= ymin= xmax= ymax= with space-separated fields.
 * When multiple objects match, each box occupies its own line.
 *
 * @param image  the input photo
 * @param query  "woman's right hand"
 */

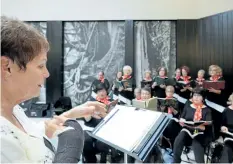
xmin=45 ymin=115 xmax=68 ymax=138
xmin=179 ymin=118 xmax=185 ymax=126
xmin=118 ymin=87 xmax=124 ymax=92
xmin=221 ymin=126 xmax=228 ymax=132
xmin=181 ymin=87 xmax=187 ymax=92
xmin=63 ymin=101 xmax=107 ymax=119
xmin=160 ymin=106 xmax=166 ymax=112
xmin=112 ymin=84 xmax=115 ymax=90
xmin=152 ymin=82 xmax=157 ymax=88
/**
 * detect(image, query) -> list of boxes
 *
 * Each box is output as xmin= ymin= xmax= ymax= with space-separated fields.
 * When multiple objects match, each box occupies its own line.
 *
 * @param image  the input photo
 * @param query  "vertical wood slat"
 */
xmin=177 ymin=10 xmax=233 ymax=95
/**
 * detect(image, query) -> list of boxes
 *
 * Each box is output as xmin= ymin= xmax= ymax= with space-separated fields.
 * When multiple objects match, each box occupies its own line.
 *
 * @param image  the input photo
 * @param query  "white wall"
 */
xmin=1 ymin=0 xmax=233 ymax=21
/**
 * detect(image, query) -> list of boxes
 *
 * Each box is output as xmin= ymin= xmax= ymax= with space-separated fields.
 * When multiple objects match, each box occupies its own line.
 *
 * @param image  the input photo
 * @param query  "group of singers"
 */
xmin=84 ymin=65 xmax=232 ymax=163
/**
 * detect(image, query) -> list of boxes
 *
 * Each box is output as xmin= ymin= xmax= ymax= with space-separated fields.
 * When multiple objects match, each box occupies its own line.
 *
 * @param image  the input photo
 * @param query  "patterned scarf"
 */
xmin=193 ymin=103 xmax=203 ymax=121
xmin=144 ymin=77 xmax=152 ymax=81
xmin=136 ymin=97 xmax=141 ymax=100
xmin=96 ymin=96 xmax=110 ymax=105
xmin=99 ymin=77 xmax=105 ymax=83
xmin=181 ymin=76 xmax=190 ymax=83
xmin=159 ymin=76 xmax=168 ymax=79
xmin=175 ymin=75 xmax=181 ymax=81
xmin=196 ymin=77 xmax=205 ymax=82
xmin=166 ymin=96 xmax=173 ymax=114
xmin=122 ymin=75 xmax=131 ymax=80
xmin=210 ymin=76 xmax=220 ymax=82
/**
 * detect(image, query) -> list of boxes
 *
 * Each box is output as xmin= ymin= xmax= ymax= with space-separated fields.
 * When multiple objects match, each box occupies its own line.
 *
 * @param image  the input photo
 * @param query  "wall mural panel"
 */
xmin=134 ymin=21 xmax=176 ymax=87
xmin=63 ymin=21 xmax=125 ymax=106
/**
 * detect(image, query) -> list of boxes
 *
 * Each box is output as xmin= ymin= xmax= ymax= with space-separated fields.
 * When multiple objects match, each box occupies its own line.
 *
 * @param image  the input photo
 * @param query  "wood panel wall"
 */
xmin=177 ymin=10 xmax=233 ymax=98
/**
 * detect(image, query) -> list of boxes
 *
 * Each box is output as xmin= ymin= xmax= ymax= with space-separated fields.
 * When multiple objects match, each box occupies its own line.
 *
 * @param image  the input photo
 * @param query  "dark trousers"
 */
xmin=173 ymin=131 xmax=205 ymax=163
xmin=83 ymin=131 xmax=109 ymax=163
xmin=220 ymin=141 xmax=233 ymax=163
xmin=162 ymin=120 xmax=181 ymax=149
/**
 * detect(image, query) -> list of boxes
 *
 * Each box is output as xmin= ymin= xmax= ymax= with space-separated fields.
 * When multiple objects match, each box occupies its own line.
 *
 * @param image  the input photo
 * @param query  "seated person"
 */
xmin=134 ymin=88 xmax=141 ymax=100
xmin=158 ymin=86 xmax=179 ymax=116
xmin=160 ymin=86 xmax=181 ymax=149
xmin=152 ymin=67 xmax=168 ymax=98
xmin=141 ymin=70 xmax=153 ymax=88
xmin=83 ymin=83 xmax=121 ymax=163
xmin=141 ymin=87 xmax=152 ymax=101
xmin=219 ymin=93 xmax=233 ymax=163
xmin=119 ymin=65 xmax=135 ymax=100
xmin=111 ymin=71 xmax=123 ymax=95
xmin=173 ymin=88 xmax=212 ymax=163
xmin=195 ymin=69 xmax=205 ymax=88
xmin=92 ymin=71 xmax=110 ymax=92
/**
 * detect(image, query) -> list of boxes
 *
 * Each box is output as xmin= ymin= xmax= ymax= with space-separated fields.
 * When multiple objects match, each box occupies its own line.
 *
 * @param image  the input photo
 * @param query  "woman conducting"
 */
xmin=1 ymin=16 xmax=107 ymax=163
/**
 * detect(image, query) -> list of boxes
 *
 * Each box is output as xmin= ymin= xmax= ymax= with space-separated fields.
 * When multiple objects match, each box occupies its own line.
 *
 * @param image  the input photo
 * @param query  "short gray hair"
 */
xmin=1 ymin=16 xmax=49 ymax=70
xmin=123 ymin=65 xmax=132 ymax=74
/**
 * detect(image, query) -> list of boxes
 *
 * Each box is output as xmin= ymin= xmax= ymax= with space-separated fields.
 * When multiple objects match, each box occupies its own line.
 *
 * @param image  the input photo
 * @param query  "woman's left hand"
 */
xmin=63 ymin=101 xmax=107 ymax=119
xmin=187 ymin=87 xmax=193 ymax=91
xmin=160 ymin=84 xmax=166 ymax=89
xmin=197 ymin=125 xmax=205 ymax=131
xmin=208 ymin=87 xmax=221 ymax=94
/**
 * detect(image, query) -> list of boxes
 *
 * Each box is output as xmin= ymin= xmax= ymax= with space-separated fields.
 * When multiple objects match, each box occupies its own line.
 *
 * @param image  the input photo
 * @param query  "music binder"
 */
xmin=203 ymin=80 xmax=225 ymax=90
xmin=141 ymin=80 xmax=153 ymax=88
xmin=132 ymin=97 xmax=157 ymax=111
xmin=87 ymin=105 xmax=171 ymax=162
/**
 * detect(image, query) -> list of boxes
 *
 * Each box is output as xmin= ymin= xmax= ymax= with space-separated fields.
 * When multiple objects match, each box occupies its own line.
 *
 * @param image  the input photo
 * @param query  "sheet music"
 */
xmin=77 ymin=120 xmax=94 ymax=131
xmin=95 ymin=105 xmax=162 ymax=151
xmin=205 ymin=99 xmax=225 ymax=113
xmin=173 ymin=93 xmax=179 ymax=99
xmin=119 ymin=94 xmax=132 ymax=105
xmin=221 ymin=131 xmax=233 ymax=137
xmin=91 ymin=91 xmax=97 ymax=99
xmin=113 ymin=94 xmax=119 ymax=100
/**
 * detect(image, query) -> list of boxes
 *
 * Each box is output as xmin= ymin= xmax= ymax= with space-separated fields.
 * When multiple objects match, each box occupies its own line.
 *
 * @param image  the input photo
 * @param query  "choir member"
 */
xmin=141 ymin=70 xmax=153 ymax=88
xmin=92 ymin=71 xmax=110 ymax=92
xmin=195 ymin=69 xmax=205 ymax=88
xmin=175 ymin=68 xmax=182 ymax=81
xmin=219 ymin=94 xmax=233 ymax=163
xmin=173 ymin=88 xmax=212 ymax=163
xmin=173 ymin=68 xmax=182 ymax=94
xmin=160 ymin=86 xmax=181 ymax=149
xmin=111 ymin=71 xmax=123 ymax=95
xmin=177 ymin=66 xmax=193 ymax=99
xmin=205 ymin=65 xmax=226 ymax=138
xmin=141 ymin=87 xmax=152 ymax=100
xmin=152 ymin=67 xmax=168 ymax=98
xmin=119 ymin=65 xmax=134 ymax=100
xmin=206 ymin=65 xmax=225 ymax=105
xmin=83 ymin=83 xmax=112 ymax=163
xmin=134 ymin=88 xmax=141 ymax=100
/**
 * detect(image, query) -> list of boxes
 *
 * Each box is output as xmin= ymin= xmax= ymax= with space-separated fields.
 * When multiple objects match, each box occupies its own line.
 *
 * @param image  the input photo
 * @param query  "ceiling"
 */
xmin=1 ymin=0 xmax=233 ymax=21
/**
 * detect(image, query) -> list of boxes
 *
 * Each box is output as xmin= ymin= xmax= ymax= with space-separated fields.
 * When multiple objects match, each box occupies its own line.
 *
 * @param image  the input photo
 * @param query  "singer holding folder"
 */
xmin=173 ymin=88 xmax=212 ymax=163
xmin=83 ymin=83 xmax=122 ymax=163
xmin=219 ymin=94 xmax=233 ymax=163
xmin=205 ymin=65 xmax=226 ymax=139
xmin=160 ymin=86 xmax=181 ymax=149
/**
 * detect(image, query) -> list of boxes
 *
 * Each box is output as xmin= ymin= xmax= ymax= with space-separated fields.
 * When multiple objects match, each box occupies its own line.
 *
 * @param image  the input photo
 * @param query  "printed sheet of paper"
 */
xmin=95 ymin=105 xmax=162 ymax=151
